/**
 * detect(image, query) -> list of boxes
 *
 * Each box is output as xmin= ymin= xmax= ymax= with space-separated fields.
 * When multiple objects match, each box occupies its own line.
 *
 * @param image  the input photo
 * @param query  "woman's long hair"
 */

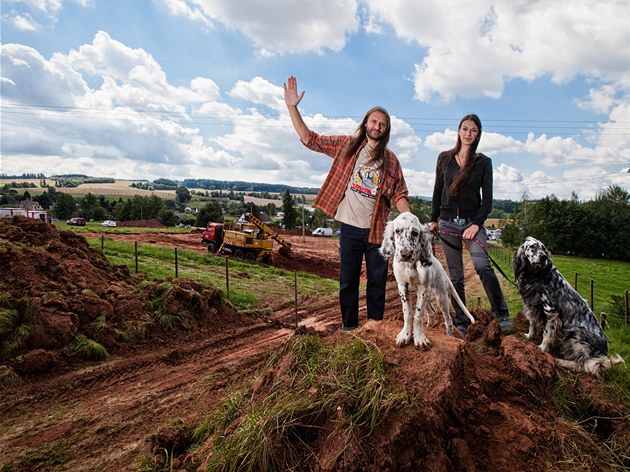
xmin=446 ymin=114 xmax=483 ymax=196
xmin=343 ymin=106 xmax=391 ymax=167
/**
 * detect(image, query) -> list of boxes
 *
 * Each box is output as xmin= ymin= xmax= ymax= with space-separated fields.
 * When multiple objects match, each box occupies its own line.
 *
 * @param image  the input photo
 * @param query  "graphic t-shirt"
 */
xmin=335 ymin=145 xmax=381 ymax=228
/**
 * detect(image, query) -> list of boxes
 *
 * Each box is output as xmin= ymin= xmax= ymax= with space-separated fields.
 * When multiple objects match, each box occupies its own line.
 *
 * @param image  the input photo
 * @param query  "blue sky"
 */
xmin=1 ymin=0 xmax=629 ymax=200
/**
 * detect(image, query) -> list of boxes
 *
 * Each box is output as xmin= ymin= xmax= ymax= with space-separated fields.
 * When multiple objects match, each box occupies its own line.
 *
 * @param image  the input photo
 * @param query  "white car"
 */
xmin=101 ymin=220 xmax=117 ymax=227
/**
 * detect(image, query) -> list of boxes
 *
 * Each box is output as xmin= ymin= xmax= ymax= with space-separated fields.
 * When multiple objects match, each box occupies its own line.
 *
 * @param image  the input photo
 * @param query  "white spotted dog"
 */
xmin=380 ymin=212 xmax=475 ymax=349
xmin=513 ymin=237 xmax=624 ymax=376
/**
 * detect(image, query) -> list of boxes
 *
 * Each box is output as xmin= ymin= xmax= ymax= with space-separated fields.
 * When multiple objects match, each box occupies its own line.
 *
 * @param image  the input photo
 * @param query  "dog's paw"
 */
xmin=538 ymin=342 xmax=549 ymax=352
xmin=396 ymin=330 xmax=412 ymax=347
xmin=413 ymin=333 xmax=432 ymax=350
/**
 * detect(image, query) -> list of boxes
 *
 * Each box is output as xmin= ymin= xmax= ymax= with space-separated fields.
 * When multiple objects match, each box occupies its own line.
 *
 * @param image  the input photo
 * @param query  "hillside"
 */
xmin=0 ymin=216 xmax=628 ymax=471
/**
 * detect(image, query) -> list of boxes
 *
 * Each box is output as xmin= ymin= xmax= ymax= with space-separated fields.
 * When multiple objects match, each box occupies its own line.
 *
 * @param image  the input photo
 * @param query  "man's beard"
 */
xmin=367 ymin=129 xmax=384 ymax=141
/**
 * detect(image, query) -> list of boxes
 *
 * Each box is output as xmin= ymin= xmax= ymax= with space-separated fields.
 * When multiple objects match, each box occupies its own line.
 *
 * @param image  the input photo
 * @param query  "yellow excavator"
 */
xmin=201 ymin=212 xmax=292 ymax=263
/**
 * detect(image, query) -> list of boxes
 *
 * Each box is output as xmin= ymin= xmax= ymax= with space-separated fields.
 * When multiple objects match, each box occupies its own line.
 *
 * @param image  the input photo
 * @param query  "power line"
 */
xmin=2 ymin=103 xmax=628 ymax=137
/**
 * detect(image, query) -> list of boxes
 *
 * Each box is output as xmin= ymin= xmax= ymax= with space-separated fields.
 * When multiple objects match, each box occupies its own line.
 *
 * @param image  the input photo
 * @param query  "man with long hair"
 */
xmin=284 ymin=76 xmax=410 ymax=331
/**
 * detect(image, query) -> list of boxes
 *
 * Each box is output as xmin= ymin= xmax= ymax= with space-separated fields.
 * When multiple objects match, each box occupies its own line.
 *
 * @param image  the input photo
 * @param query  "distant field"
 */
xmin=1 ymin=179 xmax=176 ymax=199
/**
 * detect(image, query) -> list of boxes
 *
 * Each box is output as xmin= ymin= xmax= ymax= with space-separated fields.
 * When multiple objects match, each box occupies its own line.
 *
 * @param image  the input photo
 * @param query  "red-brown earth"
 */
xmin=0 ymin=216 xmax=627 ymax=471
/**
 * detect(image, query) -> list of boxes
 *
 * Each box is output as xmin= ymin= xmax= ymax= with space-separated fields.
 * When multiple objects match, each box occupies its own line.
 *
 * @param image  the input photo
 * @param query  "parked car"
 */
xmin=66 ymin=217 xmax=86 ymax=226
xmin=101 ymin=220 xmax=117 ymax=227
xmin=312 ymin=227 xmax=333 ymax=237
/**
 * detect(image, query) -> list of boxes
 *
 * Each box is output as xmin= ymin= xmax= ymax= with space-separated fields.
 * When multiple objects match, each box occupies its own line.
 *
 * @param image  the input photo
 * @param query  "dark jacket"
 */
xmin=430 ymin=151 xmax=493 ymax=227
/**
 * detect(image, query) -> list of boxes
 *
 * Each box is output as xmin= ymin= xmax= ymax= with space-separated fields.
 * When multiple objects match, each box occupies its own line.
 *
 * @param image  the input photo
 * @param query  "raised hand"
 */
xmin=284 ymin=76 xmax=305 ymax=108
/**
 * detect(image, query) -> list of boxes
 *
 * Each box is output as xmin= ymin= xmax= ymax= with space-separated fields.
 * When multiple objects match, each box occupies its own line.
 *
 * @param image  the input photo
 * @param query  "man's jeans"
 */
xmin=338 ymin=223 xmax=388 ymax=329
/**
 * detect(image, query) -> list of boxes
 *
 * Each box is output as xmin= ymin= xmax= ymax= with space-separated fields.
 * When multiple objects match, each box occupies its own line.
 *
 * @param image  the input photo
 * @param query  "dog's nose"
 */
xmin=399 ymin=248 xmax=413 ymax=261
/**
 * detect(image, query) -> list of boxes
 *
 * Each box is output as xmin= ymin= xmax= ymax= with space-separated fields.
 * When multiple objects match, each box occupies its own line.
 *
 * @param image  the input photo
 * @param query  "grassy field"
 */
xmin=86 ymin=237 xmax=339 ymax=312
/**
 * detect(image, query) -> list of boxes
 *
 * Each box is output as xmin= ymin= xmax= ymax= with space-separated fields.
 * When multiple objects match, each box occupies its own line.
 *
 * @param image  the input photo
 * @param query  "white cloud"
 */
xmin=365 ymin=0 xmax=630 ymax=102
xmin=229 ymin=76 xmax=285 ymax=112
xmin=158 ymin=0 xmax=360 ymax=55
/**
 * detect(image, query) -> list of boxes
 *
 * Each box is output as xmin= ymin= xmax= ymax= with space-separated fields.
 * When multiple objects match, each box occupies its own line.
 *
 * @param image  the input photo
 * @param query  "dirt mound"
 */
xmin=0 ymin=217 xmax=627 ymax=472
xmin=0 ymin=216 xmax=245 ymax=376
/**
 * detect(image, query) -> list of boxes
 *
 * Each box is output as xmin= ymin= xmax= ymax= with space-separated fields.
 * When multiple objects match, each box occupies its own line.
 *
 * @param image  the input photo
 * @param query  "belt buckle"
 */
xmin=453 ymin=217 xmax=466 ymax=225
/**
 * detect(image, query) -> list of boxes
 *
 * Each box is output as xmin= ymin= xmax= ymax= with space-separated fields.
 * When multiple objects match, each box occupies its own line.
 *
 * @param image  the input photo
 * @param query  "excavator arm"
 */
xmin=244 ymin=213 xmax=292 ymax=257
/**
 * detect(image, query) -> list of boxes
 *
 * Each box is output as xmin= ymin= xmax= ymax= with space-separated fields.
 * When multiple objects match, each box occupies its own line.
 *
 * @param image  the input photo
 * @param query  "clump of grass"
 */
xmin=0 ymin=296 xmax=34 ymax=355
xmin=0 ymin=365 xmax=23 ymax=389
xmin=65 ymin=334 xmax=109 ymax=361
xmin=189 ymin=333 xmax=410 ymax=471
xmin=550 ymin=370 xmax=630 ymax=470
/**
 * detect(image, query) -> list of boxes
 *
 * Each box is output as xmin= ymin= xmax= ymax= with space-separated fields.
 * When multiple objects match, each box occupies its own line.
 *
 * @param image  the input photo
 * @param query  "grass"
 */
xmin=549 ymin=370 xmax=630 ymax=471
xmin=186 ymin=333 xmax=411 ymax=471
xmin=488 ymin=244 xmax=630 ymax=326
xmin=86 ymin=237 xmax=339 ymax=311
xmin=0 ymin=295 xmax=34 ymax=355
xmin=64 ymin=334 xmax=109 ymax=361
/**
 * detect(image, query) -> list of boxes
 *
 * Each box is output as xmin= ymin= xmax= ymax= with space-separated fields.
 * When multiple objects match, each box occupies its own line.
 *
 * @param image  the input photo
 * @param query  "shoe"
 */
xmin=499 ymin=318 xmax=515 ymax=334
xmin=455 ymin=323 xmax=469 ymax=336
xmin=342 ymin=325 xmax=357 ymax=332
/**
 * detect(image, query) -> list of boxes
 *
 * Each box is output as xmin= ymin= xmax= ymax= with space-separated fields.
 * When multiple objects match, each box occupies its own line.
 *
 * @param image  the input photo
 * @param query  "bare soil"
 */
xmin=0 ymin=216 xmax=628 ymax=471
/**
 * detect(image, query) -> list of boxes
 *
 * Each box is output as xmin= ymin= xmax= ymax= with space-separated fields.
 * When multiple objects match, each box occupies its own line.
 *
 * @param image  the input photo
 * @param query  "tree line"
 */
xmin=499 ymin=185 xmax=630 ymax=261
xmin=2 ymin=181 xmax=628 ymax=261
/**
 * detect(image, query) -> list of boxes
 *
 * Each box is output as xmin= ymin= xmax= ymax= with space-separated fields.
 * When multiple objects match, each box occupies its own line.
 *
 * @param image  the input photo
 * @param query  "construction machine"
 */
xmin=201 ymin=212 xmax=292 ymax=263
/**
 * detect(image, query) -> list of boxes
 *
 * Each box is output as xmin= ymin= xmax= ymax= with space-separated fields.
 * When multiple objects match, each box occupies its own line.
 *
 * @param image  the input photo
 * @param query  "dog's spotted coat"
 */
xmin=513 ymin=237 xmax=623 ymax=375
xmin=380 ymin=212 xmax=474 ymax=349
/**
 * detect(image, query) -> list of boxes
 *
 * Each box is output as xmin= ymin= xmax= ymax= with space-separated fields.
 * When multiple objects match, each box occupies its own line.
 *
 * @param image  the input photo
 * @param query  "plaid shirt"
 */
xmin=304 ymin=130 xmax=409 ymax=244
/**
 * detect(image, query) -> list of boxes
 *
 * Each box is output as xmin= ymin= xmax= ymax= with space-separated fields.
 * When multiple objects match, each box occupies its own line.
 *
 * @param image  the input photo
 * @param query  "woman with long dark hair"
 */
xmin=429 ymin=114 xmax=513 ymax=335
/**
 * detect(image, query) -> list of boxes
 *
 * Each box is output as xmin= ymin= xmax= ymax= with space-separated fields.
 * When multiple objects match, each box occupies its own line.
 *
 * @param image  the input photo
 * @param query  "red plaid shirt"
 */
xmin=304 ymin=130 xmax=409 ymax=244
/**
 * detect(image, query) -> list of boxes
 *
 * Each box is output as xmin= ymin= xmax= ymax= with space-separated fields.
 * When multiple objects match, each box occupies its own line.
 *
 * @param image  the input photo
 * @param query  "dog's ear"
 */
xmin=513 ymin=247 xmax=526 ymax=279
xmin=417 ymin=225 xmax=433 ymax=266
xmin=380 ymin=220 xmax=395 ymax=259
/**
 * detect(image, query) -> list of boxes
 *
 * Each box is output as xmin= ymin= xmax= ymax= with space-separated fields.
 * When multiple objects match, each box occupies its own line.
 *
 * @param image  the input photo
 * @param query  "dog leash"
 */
xmin=436 ymin=229 xmax=517 ymax=286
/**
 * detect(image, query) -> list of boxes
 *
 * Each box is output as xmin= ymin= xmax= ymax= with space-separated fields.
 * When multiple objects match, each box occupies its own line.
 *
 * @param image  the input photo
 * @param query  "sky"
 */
xmin=1 ymin=0 xmax=629 ymax=201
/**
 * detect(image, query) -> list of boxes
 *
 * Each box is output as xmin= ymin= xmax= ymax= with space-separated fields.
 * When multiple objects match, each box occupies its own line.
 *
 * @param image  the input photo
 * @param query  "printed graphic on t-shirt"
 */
xmin=350 ymin=164 xmax=380 ymax=199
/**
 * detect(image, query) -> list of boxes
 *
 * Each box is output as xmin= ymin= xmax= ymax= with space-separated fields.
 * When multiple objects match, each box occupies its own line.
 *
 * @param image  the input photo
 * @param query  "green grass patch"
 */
xmin=64 ymin=334 xmax=109 ymax=361
xmin=488 ymin=246 xmax=630 ymax=326
xmin=188 ymin=333 xmax=411 ymax=471
xmin=86 ymin=238 xmax=339 ymax=311
xmin=0 ymin=296 xmax=34 ymax=355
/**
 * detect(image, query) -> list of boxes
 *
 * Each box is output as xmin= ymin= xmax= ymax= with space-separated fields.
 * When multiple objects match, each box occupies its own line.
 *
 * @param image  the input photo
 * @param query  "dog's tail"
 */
xmin=445 ymin=277 xmax=475 ymax=324
xmin=555 ymin=354 xmax=625 ymax=377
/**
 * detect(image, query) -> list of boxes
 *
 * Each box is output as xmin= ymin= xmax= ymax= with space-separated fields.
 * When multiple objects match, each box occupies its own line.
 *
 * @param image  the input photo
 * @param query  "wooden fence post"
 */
xmin=225 ymin=256 xmax=229 ymax=300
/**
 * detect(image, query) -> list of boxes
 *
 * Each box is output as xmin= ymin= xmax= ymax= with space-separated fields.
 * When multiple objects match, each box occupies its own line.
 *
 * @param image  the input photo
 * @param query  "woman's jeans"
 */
xmin=338 ymin=223 xmax=387 ymax=330
xmin=438 ymin=219 xmax=509 ymax=330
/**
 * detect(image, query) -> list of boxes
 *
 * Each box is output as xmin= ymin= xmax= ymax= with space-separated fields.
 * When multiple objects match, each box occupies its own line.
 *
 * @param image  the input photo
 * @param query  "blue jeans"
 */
xmin=338 ymin=223 xmax=388 ymax=329
xmin=439 ymin=219 xmax=509 ymax=329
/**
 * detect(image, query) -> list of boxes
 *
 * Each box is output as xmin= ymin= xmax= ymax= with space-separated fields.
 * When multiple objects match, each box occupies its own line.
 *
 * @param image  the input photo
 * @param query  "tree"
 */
xmin=308 ymin=208 xmax=328 ymax=229
xmin=175 ymin=186 xmax=191 ymax=204
xmin=53 ymin=193 xmax=77 ymax=220
xmin=499 ymin=221 xmax=522 ymax=249
xmin=79 ymin=193 xmax=98 ymax=221
xmin=196 ymin=201 xmax=224 ymax=227
xmin=409 ymin=197 xmax=431 ymax=223
xmin=281 ymin=189 xmax=297 ymax=229
xmin=158 ymin=209 xmax=179 ymax=227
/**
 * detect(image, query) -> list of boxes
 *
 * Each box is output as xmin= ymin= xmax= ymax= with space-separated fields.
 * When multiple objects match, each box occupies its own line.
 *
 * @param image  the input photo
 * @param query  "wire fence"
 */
xmin=487 ymin=244 xmax=629 ymax=328
xmin=96 ymin=235 xmax=629 ymax=330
